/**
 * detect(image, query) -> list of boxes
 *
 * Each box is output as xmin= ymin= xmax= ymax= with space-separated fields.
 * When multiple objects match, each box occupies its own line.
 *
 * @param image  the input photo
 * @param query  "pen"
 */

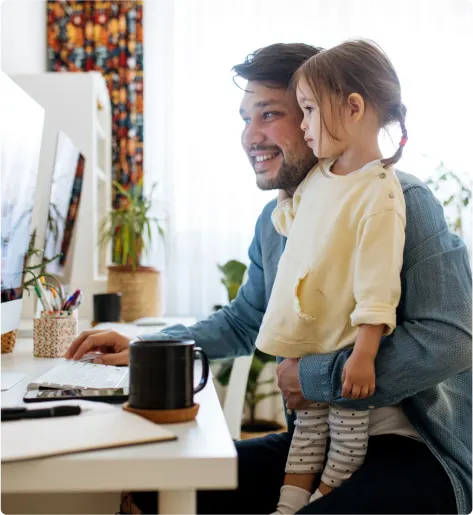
xmin=33 ymin=283 xmax=46 ymax=311
xmin=49 ymin=287 xmax=61 ymax=311
xmin=69 ymin=291 xmax=83 ymax=311
xmin=1 ymin=405 xmax=81 ymax=422
xmin=37 ymin=277 xmax=53 ymax=311
xmin=63 ymin=289 xmax=82 ymax=311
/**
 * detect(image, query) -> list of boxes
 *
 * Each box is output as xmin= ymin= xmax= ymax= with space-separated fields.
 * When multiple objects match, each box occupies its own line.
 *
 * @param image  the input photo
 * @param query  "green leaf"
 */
xmin=215 ymin=360 xmax=234 ymax=386
xmin=254 ymin=348 xmax=277 ymax=363
xmin=217 ymin=260 xmax=247 ymax=284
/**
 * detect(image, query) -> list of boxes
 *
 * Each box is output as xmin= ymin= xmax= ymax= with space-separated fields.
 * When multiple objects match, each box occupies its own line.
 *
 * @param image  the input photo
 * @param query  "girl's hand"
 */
xmin=341 ymin=353 xmax=376 ymax=399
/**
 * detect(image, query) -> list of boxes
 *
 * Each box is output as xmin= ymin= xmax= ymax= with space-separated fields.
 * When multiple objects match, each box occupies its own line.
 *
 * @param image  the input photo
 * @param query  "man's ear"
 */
xmin=347 ymin=93 xmax=365 ymax=122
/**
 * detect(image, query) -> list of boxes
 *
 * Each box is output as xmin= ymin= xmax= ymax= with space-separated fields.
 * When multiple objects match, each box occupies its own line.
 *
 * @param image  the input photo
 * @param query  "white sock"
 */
xmin=309 ymin=488 xmax=324 ymax=503
xmin=272 ymin=485 xmax=311 ymax=515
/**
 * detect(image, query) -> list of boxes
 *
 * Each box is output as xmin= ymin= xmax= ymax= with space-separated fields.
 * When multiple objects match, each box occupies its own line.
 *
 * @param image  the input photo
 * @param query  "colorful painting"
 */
xmin=47 ymin=1 xmax=144 ymax=197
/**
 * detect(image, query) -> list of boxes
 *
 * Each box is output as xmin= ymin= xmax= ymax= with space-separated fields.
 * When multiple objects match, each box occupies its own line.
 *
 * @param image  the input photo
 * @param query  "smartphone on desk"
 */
xmin=23 ymin=387 xmax=129 ymax=404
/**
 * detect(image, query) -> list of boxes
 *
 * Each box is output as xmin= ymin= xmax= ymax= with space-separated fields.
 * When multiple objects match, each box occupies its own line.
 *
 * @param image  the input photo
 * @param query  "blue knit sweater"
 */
xmin=145 ymin=171 xmax=472 ymax=513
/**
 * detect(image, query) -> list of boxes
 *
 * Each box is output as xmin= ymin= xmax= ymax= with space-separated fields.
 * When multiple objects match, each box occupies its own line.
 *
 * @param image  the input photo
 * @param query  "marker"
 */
xmin=36 ymin=279 xmax=53 ymax=311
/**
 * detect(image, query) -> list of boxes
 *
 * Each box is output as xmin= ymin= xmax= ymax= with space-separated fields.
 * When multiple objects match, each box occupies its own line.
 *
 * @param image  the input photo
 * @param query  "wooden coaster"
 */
xmin=123 ymin=402 xmax=199 ymax=424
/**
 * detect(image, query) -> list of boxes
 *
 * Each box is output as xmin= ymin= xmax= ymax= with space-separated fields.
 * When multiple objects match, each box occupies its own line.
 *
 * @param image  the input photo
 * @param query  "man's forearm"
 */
xmin=161 ymin=295 xmax=260 ymax=360
xmin=300 ymin=313 xmax=471 ymax=409
xmin=299 ymin=243 xmax=472 ymax=409
xmin=140 ymin=215 xmax=267 ymax=360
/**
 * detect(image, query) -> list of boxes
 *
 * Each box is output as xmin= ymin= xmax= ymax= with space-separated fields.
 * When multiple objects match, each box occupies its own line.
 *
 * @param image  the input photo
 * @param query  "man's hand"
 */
xmin=276 ymin=357 xmax=311 ymax=410
xmin=65 ymin=330 xmax=132 ymax=365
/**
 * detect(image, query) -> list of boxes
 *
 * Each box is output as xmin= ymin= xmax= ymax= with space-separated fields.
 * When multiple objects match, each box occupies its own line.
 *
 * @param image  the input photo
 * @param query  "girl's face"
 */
xmin=296 ymin=76 xmax=347 ymax=159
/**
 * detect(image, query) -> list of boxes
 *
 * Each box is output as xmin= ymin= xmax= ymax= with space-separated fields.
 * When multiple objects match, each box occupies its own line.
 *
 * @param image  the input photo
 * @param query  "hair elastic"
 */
xmin=399 ymin=136 xmax=408 ymax=147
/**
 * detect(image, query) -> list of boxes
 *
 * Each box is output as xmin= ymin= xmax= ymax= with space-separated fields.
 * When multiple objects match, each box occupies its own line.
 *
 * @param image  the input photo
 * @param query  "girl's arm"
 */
xmin=341 ymin=324 xmax=384 ymax=399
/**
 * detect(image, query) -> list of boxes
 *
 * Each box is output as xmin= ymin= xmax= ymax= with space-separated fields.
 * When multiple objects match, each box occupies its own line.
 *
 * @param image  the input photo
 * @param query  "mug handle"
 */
xmin=193 ymin=347 xmax=210 ymax=394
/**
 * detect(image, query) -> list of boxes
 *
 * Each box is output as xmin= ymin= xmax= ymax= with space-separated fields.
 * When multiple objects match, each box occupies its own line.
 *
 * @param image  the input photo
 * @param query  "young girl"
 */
xmin=254 ymin=39 xmax=408 ymax=514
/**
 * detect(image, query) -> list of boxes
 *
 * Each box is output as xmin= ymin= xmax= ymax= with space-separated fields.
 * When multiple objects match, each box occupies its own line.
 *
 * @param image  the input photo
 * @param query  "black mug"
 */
xmin=93 ymin=292 xmax=122 ymax=323
xmin=128 ymin=339 xmax=210 ymax=410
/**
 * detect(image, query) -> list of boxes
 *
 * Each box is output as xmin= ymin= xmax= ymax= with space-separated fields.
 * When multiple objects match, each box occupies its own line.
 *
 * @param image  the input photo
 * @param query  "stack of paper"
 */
xmin=2 ymin=407 xmax=176 ymax=462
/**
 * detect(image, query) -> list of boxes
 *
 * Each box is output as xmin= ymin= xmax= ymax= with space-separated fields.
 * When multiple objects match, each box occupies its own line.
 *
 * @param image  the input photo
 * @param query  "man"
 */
xmin=67 ymin=43 xmax=472 ymax=514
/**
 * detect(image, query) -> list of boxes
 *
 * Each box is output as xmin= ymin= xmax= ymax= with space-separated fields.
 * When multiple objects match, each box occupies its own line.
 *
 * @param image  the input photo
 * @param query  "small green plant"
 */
xmin=22 ymin=229 xmax=62 ymax=296
xmin=214 ymin=259 xmax=280 ymax=427
xmin=100 ymin=180 xmax=165 ymax=272
xmin=426 ymin=161 xmax=471 ymax=238
xmin=213 ymin=259 xmax=248 ymax=311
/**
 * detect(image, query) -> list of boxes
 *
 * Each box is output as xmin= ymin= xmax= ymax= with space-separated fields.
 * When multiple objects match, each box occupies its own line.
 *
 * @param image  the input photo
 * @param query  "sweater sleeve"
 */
xmin=351 ymin=209 xmax=406 ymax=335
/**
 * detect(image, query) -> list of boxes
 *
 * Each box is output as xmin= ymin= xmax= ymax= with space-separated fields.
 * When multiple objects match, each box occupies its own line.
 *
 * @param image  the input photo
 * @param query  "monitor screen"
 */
xmin=1 ymin=73 xmax=44 ymax=308
xmin=43 ymin=131 xmax=85 ymax=278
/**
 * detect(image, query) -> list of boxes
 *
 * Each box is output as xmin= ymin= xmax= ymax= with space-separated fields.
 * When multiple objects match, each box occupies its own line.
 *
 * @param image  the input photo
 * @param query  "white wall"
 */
xmin=1 ymin=0 xmax=47 ymax=75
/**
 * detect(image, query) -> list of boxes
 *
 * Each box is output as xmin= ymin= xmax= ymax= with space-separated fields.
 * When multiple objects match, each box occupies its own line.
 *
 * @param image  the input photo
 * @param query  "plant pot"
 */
xmin=107 ymin=265 xmax=162 ymax=322
xmin=1 ymin=330 xmax=17 ymax=354
xmin=240 ymin=418 xmax=285 ymax=440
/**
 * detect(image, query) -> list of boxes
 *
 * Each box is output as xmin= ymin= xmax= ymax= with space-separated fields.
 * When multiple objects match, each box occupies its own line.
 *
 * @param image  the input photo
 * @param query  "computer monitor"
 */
xmin=43 ymin=131 xmax=85 ymax=284
xmin=1 ymin=73 xmax=45 ymax=391
xmin=1 ymin=71 xmax=45 ymax=335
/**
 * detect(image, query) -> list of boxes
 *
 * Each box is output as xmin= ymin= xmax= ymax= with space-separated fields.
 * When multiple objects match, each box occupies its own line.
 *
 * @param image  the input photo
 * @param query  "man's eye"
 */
xmin=262 ymin=111 xmax=278 ymax=120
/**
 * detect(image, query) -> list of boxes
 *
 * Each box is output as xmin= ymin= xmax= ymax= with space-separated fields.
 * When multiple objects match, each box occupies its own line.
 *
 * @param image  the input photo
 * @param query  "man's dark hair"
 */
xmin=232 ymin=43 xmax=324 ymax=89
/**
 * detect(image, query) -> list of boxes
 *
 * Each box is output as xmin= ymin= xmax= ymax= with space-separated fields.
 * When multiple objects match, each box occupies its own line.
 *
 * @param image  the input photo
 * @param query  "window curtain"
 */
xmin=144 ymin=0 xmax=472 ymax=320
xmin=47 ymin=0 xmax=144 ymax=192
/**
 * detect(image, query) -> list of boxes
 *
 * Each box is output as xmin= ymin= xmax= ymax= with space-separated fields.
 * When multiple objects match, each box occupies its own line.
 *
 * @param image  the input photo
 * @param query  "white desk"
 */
xmin=1 ymin=327 xmax=237 ymax=514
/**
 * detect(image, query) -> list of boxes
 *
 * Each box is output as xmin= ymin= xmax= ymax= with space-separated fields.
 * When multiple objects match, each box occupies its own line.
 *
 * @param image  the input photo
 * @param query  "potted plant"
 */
xmin=1 ymin=230 xmax=61 ymax=354
xmin=100 ymin=180 xmax=165 ymax=322
xmin=214 ymin=259 xmax=284 ymax=438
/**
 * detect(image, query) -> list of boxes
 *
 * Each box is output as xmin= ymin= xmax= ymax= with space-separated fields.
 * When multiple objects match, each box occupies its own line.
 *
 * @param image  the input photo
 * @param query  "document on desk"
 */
xmin=1 ymin=408 xmax=177 ymax=462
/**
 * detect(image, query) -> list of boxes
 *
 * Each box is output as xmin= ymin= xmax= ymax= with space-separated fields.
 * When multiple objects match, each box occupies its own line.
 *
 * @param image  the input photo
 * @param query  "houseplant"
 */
xmin=214 ymin=259 xmax=283 ymax=436
xmin=425 ymin=160 xmax=472 ymax=242
xmin=1 ymin=230 xmax=61 ymax=354
xmin=100 ymin=180 xmax=165 ymax=322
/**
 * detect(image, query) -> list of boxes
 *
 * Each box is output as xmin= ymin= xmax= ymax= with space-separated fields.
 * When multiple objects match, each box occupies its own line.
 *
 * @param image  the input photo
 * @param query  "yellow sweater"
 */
xmin=255 ymin=159 xmax=406 ymax=358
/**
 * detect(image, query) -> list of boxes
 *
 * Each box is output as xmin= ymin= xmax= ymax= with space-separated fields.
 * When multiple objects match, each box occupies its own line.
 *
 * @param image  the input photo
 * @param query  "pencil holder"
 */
xmin=33 ymin=311 xmax=78 ymax=358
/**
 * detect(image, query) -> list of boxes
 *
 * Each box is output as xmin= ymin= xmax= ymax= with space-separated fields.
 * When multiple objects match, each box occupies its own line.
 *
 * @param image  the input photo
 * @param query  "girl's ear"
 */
xmin=347 ymin=93 xmax=365 ymax=122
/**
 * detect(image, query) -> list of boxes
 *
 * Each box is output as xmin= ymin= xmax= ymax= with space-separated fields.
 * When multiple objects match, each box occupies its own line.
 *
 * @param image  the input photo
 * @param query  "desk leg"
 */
xmin=158 ymin=489 xmax=196 ymax=514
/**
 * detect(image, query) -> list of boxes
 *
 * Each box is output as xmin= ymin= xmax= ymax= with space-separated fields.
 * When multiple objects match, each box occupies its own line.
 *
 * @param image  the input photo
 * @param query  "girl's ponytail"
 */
xmin=381 ymin=103 xmax=408 ymax=169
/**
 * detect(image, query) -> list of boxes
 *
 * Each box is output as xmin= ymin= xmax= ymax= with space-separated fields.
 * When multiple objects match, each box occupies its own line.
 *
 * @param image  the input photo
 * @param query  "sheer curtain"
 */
xmin=144 ymin=0 xmax=472 ymax=319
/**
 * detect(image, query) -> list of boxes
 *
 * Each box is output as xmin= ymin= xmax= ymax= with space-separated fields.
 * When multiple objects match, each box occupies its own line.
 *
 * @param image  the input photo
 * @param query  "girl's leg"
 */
xmin=274 ymin=402 xmax=329 ymax=514
xmin=311 ymin=404 xmax=369 ymax=501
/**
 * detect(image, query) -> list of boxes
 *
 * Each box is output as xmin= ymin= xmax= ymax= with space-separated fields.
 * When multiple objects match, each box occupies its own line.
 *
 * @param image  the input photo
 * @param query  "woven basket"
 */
xmin=1 ymin=330 xmax=17 ymax=354
xmin=107 ymin=265 xmax=162 ymax=322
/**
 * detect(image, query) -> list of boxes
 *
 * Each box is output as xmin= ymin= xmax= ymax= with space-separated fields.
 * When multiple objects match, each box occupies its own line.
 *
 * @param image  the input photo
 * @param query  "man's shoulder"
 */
xmin=261 ymin=198 xmax=278 ymax=218
xmin=395 ymin=169 xmax=443 ymax=214
xmin=395 ymin=169 xmax=429 ymax=194
xmin=259 ymin=197 xmax=278 ymax=223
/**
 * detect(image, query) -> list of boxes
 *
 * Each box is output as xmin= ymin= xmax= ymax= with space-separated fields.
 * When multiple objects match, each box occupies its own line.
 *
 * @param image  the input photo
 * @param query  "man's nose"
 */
xmin=243 ymin=120 xmax=265 ymax=148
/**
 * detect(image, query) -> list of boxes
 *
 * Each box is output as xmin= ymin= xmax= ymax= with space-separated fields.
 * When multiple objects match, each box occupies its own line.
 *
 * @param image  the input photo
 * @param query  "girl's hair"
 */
xmin=292 ymin=39 xmax=407 ymax=169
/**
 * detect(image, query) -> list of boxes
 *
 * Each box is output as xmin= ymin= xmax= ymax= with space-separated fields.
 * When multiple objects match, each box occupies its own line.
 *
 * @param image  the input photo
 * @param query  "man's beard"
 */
xmin=256 ymin=149 xmax=317 ymax=191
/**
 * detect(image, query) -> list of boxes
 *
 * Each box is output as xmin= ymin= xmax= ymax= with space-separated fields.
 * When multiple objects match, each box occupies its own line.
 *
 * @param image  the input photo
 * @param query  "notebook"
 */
xmin=1 ymin=408 xmax=177 ymax=463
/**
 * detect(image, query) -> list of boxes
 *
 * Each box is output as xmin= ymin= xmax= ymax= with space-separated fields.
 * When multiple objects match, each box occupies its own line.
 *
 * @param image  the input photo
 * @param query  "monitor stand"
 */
xmin=1 ymin=372 xmax=26 ymax=391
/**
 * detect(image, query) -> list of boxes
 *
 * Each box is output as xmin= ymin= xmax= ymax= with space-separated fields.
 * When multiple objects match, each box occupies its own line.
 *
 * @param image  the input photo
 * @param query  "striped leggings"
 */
xmin=286 ymin=403 xmax=369 ymax=488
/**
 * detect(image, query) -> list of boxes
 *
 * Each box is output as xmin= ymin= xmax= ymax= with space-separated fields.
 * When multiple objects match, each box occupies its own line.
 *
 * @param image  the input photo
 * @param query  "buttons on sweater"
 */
xmin=388 ymin=192 xmax=395 ymax=199
xmin=379 ymin=172 xmax=387 ymax=179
